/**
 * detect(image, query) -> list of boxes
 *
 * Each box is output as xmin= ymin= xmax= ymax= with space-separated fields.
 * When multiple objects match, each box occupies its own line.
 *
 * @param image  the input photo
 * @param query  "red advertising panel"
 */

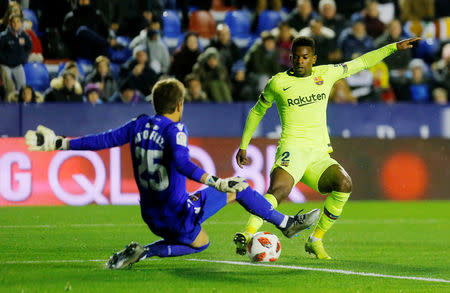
xmin=1 ymin=138 xmax=449 ymax=206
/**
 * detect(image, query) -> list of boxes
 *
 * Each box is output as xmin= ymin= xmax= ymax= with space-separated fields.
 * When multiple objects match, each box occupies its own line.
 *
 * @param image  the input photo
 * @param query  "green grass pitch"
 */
xmin=1 ymin=201 xmax=449 ymax=292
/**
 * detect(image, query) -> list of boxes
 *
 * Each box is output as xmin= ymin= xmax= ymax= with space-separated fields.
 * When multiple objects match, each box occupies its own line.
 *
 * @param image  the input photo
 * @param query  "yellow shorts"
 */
xmin=271 ymin=144 xmax=339 ymax=194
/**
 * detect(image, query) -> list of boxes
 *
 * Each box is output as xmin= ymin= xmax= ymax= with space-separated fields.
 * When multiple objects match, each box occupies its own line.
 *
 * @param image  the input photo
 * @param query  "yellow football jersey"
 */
xmin=261 ymin=64 xmax=350 ymax=152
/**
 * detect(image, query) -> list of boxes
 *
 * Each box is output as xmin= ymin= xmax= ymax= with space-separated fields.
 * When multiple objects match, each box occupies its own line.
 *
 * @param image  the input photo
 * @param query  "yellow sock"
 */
xmin=244 ymin=193 xmax=278 ymax=235
xmin=312 ymin=191 xmax=350 ymax=239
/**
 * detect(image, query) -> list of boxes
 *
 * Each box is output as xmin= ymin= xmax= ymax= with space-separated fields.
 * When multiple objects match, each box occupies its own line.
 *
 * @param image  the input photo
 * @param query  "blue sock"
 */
xmin=236 ymin=186 xmax=286 ymax=227
xmin=141 ymin=240 xmax=210 ymax=259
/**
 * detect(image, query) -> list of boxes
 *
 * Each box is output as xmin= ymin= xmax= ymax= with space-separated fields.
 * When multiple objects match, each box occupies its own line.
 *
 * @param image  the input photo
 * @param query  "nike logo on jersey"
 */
xmin=283 ymin=86 xmax=292 ymax=91
xmin=287 ymin=93 xmax=326 ymax=107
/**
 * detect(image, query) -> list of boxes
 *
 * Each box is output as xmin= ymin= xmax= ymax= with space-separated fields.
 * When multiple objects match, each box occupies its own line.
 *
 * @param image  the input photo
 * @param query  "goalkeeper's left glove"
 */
xmin=25 ymin=125 xmax=69 ymax=151
xmin=205 ymin=175 xmax=249 ymax=193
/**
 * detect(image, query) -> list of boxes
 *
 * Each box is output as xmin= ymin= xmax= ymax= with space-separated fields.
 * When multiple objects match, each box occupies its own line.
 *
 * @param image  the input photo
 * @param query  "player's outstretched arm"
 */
xmin=25 ymin=125 xmax=69 ymax=151
xmin=396 ymin=37 xmax=421 ymax=50
xmin=343 ymin=37 xmax=421 ymax=77
xmin=201 ymin=173 xmax=249 ymax=193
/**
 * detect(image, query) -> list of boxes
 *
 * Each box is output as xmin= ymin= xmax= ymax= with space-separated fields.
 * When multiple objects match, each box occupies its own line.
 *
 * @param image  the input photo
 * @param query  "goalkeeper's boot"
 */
xmin=279 ymin=208 xmax=320 ymax=238
xmin=305 ymin=238 xmax=332 ymax=260
xmin=106 ymin=241 xmax=145 ymax=269
xmin=233 ymin=232 xmax=252 ymax=255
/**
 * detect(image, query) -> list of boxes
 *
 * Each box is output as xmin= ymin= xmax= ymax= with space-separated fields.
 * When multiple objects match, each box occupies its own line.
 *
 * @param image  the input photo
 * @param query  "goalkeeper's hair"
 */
xmin=152 ymin=78 xmax=185 ymax=115
xmin=291 ymin=36 xmax=316 ymax=54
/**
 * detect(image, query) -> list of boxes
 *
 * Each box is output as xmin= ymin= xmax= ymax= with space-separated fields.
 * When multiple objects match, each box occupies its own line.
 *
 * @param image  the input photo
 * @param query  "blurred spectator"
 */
xmin=245 ymin=32 xmax=281 ymax=91
xmin=0 ymin=13 xmax=31 ymax=90
xmin=44 ymin=71 xmax=83 ymax=102
xmin=329 ymin=79 xmax=357 ymax=103
xmin=62 ymin=0 xmax=113 ymax=60
xmin=431 ymin=43 xmax=450 ymax=93
xmin=287 ymin=0 xmax=317 ymax=32
xmin=271 ymin=21 xmax=295 ymax=70
xmin=404 ymin=58 xmax=432 ymax=103
xmin=231 ymin=60 xmax=259 ymax=101
xmin=184 ymin=73 xmax=208 ymax=103
xmin=0 ymin=1 xmax=43 ymax=62
xmin=299 ymin=17 xmax=336 ymax=65
xmin=345 ymin=54 xmax=380 ymax=102
xmin=249 ymin=0 xmax=283 ymax=33
xmin=7 ymin=84 xmax=43 ymax=103
xmin=0 ymin=64 xmax=16 ymax=102
xmin=318 ymin=0 xmax=346 ymax=38
xmin=360 ymin=1 xmax=385 ymax=39
xmin=399 ymin=0 xmax=434 ymax=22
xmin=109 ymin=81 xmax=146 ymax=103
xmin=193 ymin=47 xmax=232 ymax=103
xmin=83 ymin=83 xmax=102 ymax=104
xmin=129 ymin=19 xmax=170 ymax=75
xmin=206 ymin=23 xmax=241 ymax=76
xmin=432 ymin=87 xmax=448 ymax=105
xmin=85 ymin=55 xmax=118 ymax=101
xmin=334 ymin=0 xmax=365 ymax=18
xmin=369 ymin=61 xmax=396 ymax=103
xmin=169 ymin=32 xmax=201 ymax=82
xmin=339 ymin=19 xmax=374 ymax=60
xmin=114 ymin=0 xmax=162 ymax=38
xmin=375 ymin=19 xmax=411 ymax=72
xmin=54 ymin=61 xmax=84 ymax=91
xmin=120 ymin=45 xmax=158 ymax=96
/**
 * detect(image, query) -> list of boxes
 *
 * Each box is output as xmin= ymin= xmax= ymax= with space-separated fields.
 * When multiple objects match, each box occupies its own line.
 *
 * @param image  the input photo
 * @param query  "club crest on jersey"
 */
xmin=314 ymin=76 xmax=324 ymax=85
xmin=176 ymin=132 xmax=187 ymax=147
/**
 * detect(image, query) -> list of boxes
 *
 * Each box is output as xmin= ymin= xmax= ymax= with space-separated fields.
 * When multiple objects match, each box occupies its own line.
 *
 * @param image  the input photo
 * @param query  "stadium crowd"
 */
xmin=0 ymin=0 xmax=449 ymax=105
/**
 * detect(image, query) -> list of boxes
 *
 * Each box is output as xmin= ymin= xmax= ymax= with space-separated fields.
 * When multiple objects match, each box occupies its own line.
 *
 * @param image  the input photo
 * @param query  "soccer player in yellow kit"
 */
xmin=234 ymin=36 xmax=420 ymax=259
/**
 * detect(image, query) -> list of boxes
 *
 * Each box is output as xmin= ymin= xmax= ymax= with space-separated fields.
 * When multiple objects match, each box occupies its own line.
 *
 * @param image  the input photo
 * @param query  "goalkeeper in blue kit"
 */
xmin=25 ymin=78 xmax=320 ymax=269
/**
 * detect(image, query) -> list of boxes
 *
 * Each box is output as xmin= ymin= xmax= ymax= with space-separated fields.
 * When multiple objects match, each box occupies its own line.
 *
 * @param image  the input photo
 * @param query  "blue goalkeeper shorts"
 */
xmin=142 ymin=187 xmax=228 ymax=245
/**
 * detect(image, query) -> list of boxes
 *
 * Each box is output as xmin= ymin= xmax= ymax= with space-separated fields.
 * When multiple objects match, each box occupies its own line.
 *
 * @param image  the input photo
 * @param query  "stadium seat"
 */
xmin=76 ymin=58 xmax=94 ymax=75
xmin=109 ymin=62 xmax=120 ymax=80
xmin=162 ymin=10 xmax=183 ymax=53
xmin=24 ymin=62 xmax=50 ymax=92
xmin=415 ymin=38 xmax=440 ymax=63
xmin=256 ymin=10 xmax=282 ymax=34
xmin=224 ymin=10 xmax=251 ymax=38
xmin=116 ymin=36 xmax=131 ymax=48
xmin=188 ymin=10 xmax=216 ymax=39
xmin=163 ymin=10 xmax=182 ymax=38
xmin=22 ymin=8 xmax=41 ymax=35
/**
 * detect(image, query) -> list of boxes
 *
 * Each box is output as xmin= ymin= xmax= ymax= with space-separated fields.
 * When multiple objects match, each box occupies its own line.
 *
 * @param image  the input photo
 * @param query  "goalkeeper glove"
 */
xmin=25 ymin=125 xmax=68 ymax=151
xmin=205 ymin=175 xmax=248 ymax=193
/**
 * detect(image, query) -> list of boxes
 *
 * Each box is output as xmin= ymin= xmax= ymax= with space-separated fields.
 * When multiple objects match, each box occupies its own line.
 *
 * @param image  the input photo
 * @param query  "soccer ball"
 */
xmin=247 ymin=232 xmax=281 ymax=262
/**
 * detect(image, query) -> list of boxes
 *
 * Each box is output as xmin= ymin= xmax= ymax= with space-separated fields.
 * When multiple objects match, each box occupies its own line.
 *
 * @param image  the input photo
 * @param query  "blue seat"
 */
xmin=22 ymin=8 xmax=41 ymax=35
xmin=109 ymin=62 xmax=120 ymax=80
xmin=162 ymin=10 xmax=182 ymax=38
xmin=256 ymin=10 xmax=282 ymax=34
xmin=24 ymin=62 xmax=50 ymax=92
xmin=224 ymin=10 xmax=251 ymax=38
xmin=116 ymin=36 xmax=131 ymax=48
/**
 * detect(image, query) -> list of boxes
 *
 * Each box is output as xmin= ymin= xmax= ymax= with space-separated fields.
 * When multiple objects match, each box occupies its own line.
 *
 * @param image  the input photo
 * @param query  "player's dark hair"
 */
xmin=291 ymin=36 xmax=315 ymax=54
xmin=152 ymin=78 xmax=185 ymax=115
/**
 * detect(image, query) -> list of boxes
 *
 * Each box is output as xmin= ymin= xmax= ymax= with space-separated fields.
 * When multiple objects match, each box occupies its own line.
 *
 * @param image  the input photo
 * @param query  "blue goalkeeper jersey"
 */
xmin=69 ymin=115 xmax=206 ymax=231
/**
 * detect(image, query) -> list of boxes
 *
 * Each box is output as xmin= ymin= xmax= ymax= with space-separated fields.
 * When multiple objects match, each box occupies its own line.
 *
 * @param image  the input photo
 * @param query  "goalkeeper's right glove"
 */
xmin=25 ymin=125 xmax=69 ymax=151
xmin=205 ymin=175 xmax=249 ymax=193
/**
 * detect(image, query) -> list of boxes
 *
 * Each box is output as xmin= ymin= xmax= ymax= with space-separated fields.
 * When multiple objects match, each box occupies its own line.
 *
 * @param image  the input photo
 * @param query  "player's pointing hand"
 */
xmin=396 ymin=37 xmax=421 ymax=50
xmin=236 ymin=149 xmax=248 ymax=168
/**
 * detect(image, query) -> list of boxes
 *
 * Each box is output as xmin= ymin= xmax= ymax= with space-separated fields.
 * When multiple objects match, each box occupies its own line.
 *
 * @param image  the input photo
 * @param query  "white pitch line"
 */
xmin=0 ymin=219 xmax=445 ymax=229
xmin=1 ymin=258 xmax=448 ymax=284
xmin=187 ymin=259 xmax=450 ymax=284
